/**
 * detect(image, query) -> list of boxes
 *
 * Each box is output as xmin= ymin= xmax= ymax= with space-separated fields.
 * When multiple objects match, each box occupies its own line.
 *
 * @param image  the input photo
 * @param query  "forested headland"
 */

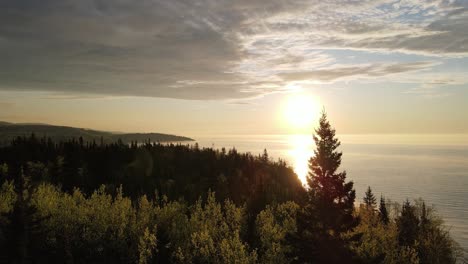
xmin=0 ymin=122 xmax=193 ymax=146
xmin=0 ymin=113 xmax=461 ymax=263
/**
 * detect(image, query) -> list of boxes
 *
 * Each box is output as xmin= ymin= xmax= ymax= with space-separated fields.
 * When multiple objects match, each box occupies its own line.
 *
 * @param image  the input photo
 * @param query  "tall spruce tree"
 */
xmin=363 ymin=186 xmax=377 ymax=209
xmin=290 ymin=111 xmax=358 ymax=263
xmin=306 ymin=111 xmax=356 ymax=234
xmin=4 ymin=168 xmax=44 ymax=263
xmin=379 ymin=195 xmax=389 ymax=225
xmin=397 ymin=199 xmax=420 ymax=247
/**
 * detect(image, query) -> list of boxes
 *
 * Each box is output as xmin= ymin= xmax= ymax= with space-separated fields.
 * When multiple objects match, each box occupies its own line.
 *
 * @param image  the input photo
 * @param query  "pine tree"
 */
xmin=420 ymin=201 xmax=429 ymax=231
xmin=363 ymin=186 xmax=377 ymax=210
xmin=261 ymin=148 xmax=269 ymax=162
xmin=4 ymin=168 xmax=45 ymax=263
xmin=379 ymin=195 xmax=389 ymax=225
xmin=306 ymin=110 xmax=356 ymax=234
xmin=397 ymin=199 xmax=420 ymax=247
xmin=290 ymin=111 xmax=358 ymax=263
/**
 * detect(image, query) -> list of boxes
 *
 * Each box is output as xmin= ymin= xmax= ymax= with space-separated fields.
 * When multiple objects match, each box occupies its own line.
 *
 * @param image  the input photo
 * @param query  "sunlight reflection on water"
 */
xmin=194 ymin=134 xmax=468 ymax=256
xmin=287 ymin=134 xmax=314 ymax=185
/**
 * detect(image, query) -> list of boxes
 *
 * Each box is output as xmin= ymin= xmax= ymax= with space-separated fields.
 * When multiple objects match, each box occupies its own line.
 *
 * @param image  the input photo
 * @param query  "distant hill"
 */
xmin=0 ymin=122 xmax=193 ymax=145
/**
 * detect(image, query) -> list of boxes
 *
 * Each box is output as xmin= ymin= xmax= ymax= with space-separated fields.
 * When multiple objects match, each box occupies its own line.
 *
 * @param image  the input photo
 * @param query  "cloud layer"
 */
xmin=0 ymin=0 xmax=467 ymax=99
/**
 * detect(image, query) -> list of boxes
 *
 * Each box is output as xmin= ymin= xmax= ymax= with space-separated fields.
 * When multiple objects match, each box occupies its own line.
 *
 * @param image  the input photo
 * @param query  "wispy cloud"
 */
xmin=0 ymin=0 xmax=466 ymax=99
xmin=404 ymin=85 xmax=453 ymax=98
xmin=402 ymin=72 xmax=468 ymax=97
xmin=278 ymin=61 xmax=436 ymax=83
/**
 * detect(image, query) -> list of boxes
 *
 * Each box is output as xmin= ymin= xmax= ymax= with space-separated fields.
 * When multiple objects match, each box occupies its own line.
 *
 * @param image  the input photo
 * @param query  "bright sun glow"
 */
xmin=280 ymin=93 xmax=321 ymax=184
xmin=282 ymin=94 xmax=321 ymax=133
xmin=287 ymin=134 xmax=314 ymax=185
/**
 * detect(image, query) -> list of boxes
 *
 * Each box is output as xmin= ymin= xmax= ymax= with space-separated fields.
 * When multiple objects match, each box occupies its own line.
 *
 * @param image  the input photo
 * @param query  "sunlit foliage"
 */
xmin=348 ymin=198 xmax=460 ymax=264
xmin=256 ymin=201 xmax=299 ymax=264
xmin=0 ymin=126 xmax=462 ymax=263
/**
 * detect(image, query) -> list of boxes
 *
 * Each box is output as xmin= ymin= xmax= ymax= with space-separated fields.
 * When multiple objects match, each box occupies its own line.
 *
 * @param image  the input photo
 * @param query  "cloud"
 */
xmin=243 ymin=0 xmax=468 ymax=57
xmin=0 ymin=0 xmax=251 ymax=99
xmin=0 ymin=0 xmax=466 ymax=99
xmin=404 ymin=85 xmax=452 ymax=98
xmin=278 ymin=61 xmax=436 ymax=83
xmin=401 ymin=72 xmax=468 ymax=97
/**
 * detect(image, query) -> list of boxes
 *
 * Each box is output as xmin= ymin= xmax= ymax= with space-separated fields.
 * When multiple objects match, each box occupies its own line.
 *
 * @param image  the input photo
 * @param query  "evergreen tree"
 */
xmin=363 ymin=186 xmax=377 ymax=210
xmin=261 ymin=148 xmax=269 ymax=162
xmin=379 ymin=195 xmax=389 ymax=225
xmin=306 ymin=110 xmax=356 ymax=234
xmin=397 ymin=199 xmax=419 ymax=247
xmin=4 ymin=168 xmax=45 ymax=263
xmin=420 ymin=201 xmax=429 ymax=231
xmin=291 ymin=111 xmax=358 ymax=263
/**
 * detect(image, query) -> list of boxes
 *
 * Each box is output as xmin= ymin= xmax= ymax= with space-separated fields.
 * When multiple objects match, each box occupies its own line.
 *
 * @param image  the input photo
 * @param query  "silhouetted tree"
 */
xmin=420 ymin=201 xmax=429 ymax=231
xmin=260 ymin=149 xmax=269 ymax=163
xmin=379 ymin=195 xmax=389 ymax=225
xmin=0 ymin=130 xmax=461 ymax=263
xmin=363 ymin=186 xmax=377 ymax=210
xmin=397 ymin=199 xmax=419 ymax=247
xmin=292 ymin=111 xmax=358 ymax=264
xmin=3 ymin=168 xmax=45 ymax=263
xmin=306 ymin=111 xmax=356 ymax=234
xmin=0 ymin=135 xmax=304 ymax=207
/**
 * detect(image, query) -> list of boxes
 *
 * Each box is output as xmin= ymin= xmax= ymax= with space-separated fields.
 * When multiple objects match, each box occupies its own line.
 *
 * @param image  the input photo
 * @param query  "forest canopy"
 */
xmin=0 ymin=113 xmax=461 ymax=263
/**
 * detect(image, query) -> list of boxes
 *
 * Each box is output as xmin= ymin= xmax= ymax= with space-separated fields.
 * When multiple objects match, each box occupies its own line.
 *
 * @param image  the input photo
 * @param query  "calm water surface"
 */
xmin=193 ymin=134 xmax=468 ymax=257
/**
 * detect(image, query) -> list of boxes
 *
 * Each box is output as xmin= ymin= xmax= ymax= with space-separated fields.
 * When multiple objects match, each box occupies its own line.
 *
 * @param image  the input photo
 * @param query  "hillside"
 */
xmin=0 ymin=122 xmax=193 ymax=145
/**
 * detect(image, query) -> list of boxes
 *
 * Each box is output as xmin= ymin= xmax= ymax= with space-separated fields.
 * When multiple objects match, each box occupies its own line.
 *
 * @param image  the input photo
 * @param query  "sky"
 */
xmin=0 ymin=0 xmax=467 ymax=136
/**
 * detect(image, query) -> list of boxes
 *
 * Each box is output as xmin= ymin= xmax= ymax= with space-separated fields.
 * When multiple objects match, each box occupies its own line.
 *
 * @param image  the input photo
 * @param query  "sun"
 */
xmin=282 ymin=94 xmax=321 ymax=132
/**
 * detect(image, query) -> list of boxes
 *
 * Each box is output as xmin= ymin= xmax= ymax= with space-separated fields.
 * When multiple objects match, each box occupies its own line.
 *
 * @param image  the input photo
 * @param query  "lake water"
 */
xmin=193 ymin=134 xmax=468 ymax=258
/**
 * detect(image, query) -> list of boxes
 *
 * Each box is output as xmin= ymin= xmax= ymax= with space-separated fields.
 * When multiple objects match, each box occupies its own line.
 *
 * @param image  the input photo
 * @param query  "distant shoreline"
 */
xmin=0 ymin=121 xmax=194 ymax=145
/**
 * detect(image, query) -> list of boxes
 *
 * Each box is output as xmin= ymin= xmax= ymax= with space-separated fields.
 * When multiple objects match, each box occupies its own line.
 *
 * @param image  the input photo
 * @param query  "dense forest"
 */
xmin=0 ymin=113 xmax=461 ymax=263
xmin=0 ymin=122 xmax=193 ymax=146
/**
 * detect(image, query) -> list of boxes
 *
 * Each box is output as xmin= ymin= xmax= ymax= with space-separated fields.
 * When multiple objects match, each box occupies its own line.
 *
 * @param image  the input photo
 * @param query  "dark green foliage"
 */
xmin=0 ymin=118 xmax=461 ymax=263
xmin=306 ymin=111 xmax=356 ymax=234
xmin=363 ymin=186 xmax=377 ymax=210
xmin=0 ymin=183 xmax=303 ymax=263
xmin=2 ymin=169 xmax=46 ymax=263
xmin=0 ymin=134 xmax=306 ymax=263
xmin=287 ymin=203 xmax=320 ymax=263
xmin=350 ymin=198 xmax=460 ymax=264
xmin=256 ymin=201 xmax=299 ymax=263
xmin=414 ymin=200 xmax=459 ymax=264
xmin=261 ymin=149 xmax=269 ymax=163
xmin=398 ymin=199 xmax=420 ymax=247
xmin=292 ymin=204 xmax=359 ymax=264
xmin=291 ymin=111 xmax=358 ymax=263
xmin=0 ymin=134 xmax=305 ymax=208
xmin=379 ymin=195 xmax=389 ymax=225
